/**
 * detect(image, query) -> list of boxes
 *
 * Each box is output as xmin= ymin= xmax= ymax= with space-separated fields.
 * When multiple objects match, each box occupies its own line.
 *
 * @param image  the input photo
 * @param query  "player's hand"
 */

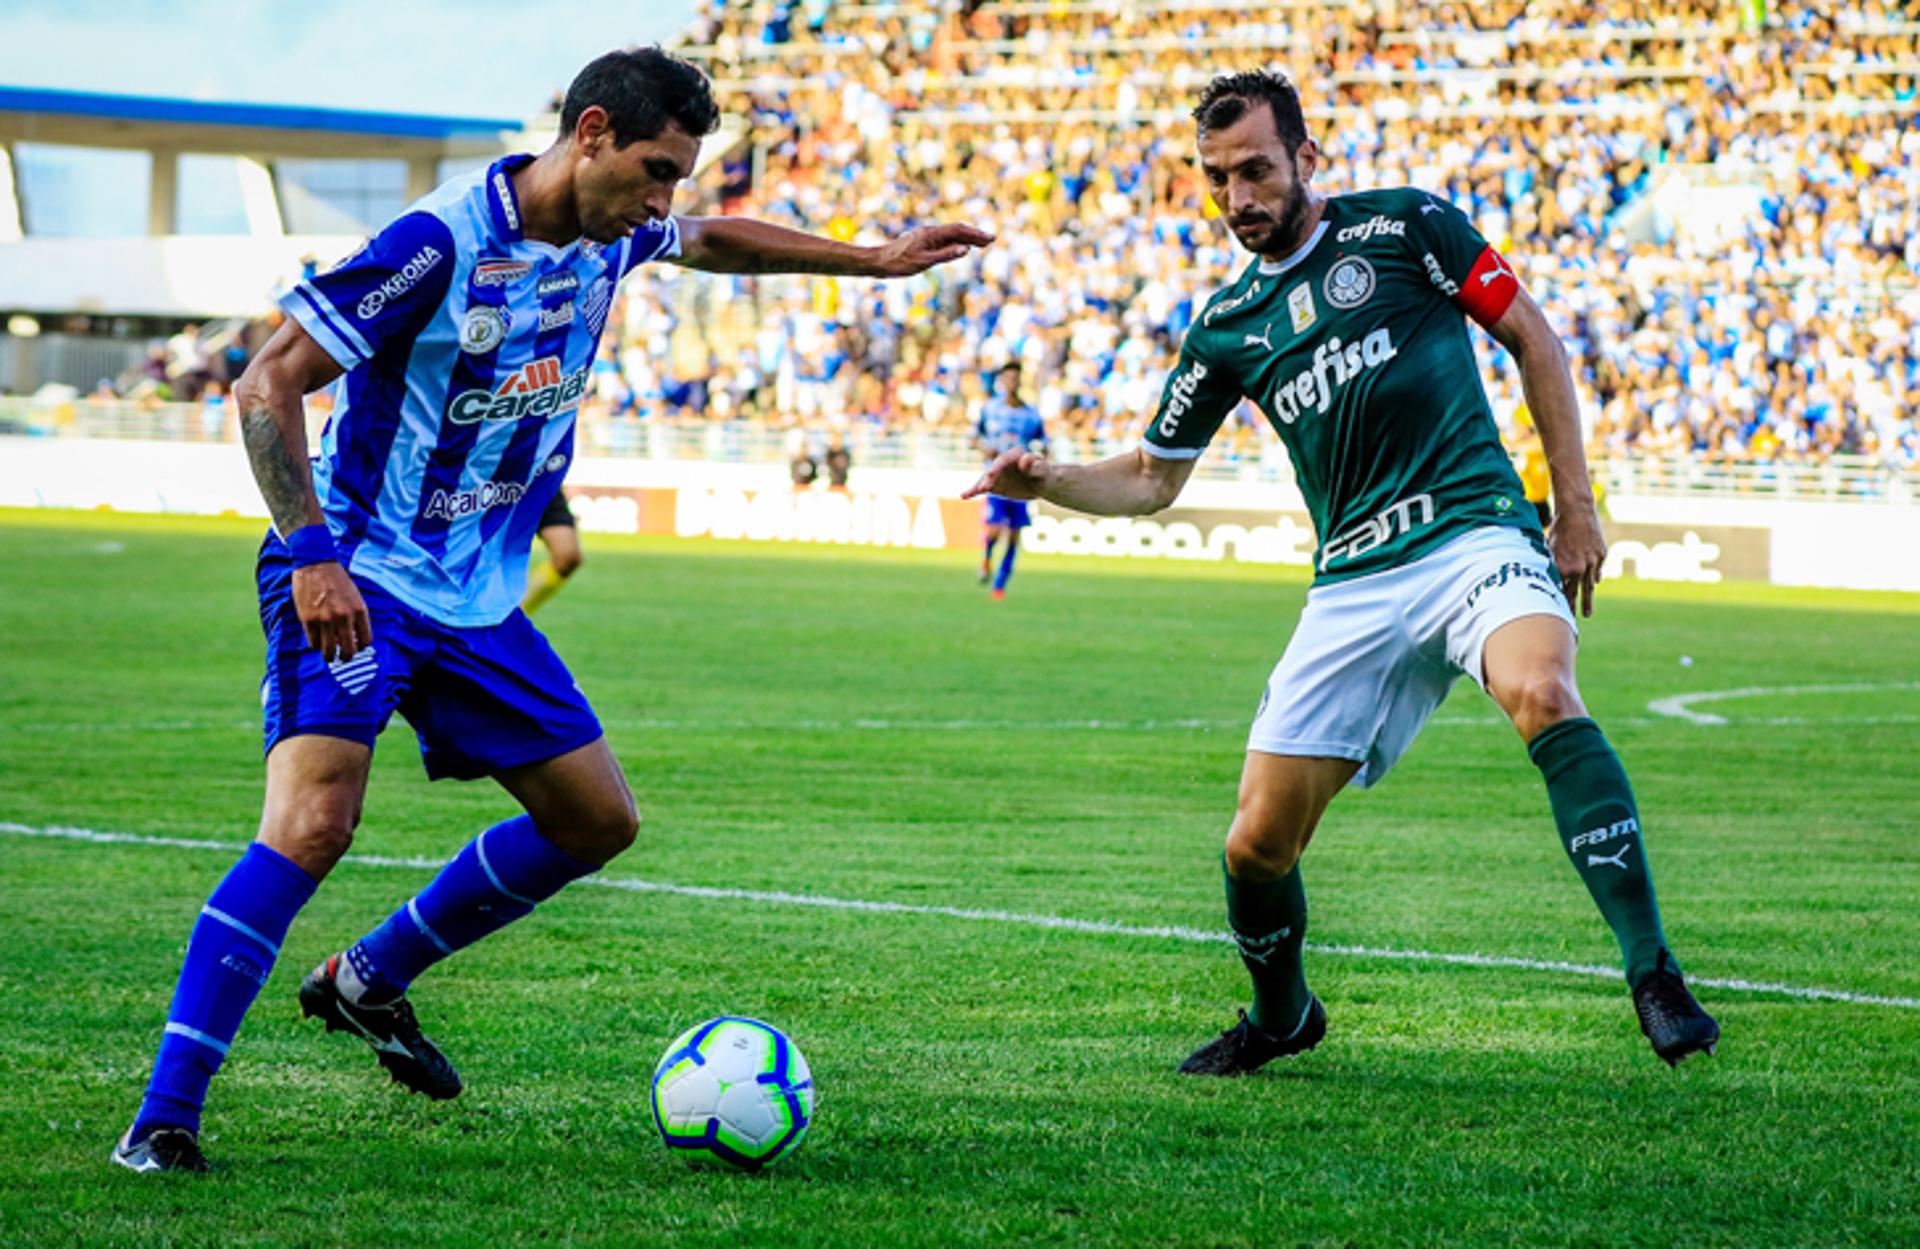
xmin=963 ymin=449 xmax=1053 ymax=501
xmin=1549 ymin=504 xmax=1607 ymax=618
xmin=870 ymin=223 xmax=995 ymax=277
xmin=293 ymin=562 xmax=373 ymax=661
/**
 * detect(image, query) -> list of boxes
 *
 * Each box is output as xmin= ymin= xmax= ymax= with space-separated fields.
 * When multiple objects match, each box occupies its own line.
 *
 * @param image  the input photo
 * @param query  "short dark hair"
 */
xmin=997 ymin=362 xmax=1021 ymax=378
xmin=1193 ymin=70 xmax=1308 ymax=150
xmin=561 ymin=47 xmax=721 ymax=147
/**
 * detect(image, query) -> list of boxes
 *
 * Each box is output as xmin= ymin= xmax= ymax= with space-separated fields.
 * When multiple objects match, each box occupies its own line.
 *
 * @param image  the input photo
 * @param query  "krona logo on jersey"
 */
xmin=355 ymin=245 xmax=444 ymax=319
xmin=448 ymin=356 xmax=588 ymax=424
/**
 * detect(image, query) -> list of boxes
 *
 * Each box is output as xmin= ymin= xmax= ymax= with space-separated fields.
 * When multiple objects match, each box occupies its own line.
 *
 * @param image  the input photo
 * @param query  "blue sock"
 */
xmin=347 ymin=815 xmax=597 ymax=996
xmin=993 ymin=541 xmax=1019 ymax=590
xmin=133 ymin=842 xmax=317 ymax=1140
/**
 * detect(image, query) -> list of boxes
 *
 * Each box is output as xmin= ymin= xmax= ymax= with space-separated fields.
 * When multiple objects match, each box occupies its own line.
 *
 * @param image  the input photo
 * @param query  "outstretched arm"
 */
xmin=1488 ymin=286 xmax=1605 ymax=617
xmin=963 ymin=447 xmax=1195 ymax=517
xmin=233 ymin=320 xmax=371 ymax=659
xmin=672 ymin=216 xmax=993 ymax=277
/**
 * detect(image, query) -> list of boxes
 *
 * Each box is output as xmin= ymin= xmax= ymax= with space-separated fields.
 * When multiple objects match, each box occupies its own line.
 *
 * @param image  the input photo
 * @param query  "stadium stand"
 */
xmin=597 ymin=0 xmax=1920 ymax=490
xmin=3 ymin=0 xmax=1916 ymax=503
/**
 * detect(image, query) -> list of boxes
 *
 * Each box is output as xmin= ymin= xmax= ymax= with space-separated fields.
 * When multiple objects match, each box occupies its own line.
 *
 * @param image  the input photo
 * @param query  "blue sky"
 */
xmin=0 ymin=0 xmax=702 ymax=117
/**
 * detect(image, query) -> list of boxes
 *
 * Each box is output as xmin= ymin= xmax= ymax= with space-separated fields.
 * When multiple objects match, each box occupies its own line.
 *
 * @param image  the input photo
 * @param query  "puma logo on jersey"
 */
xmin=1243 ymin=323 xmax=1274 ymax=350
xmin=1480 ymin=251 xmax=1516 ymax=287
xmin=1420 ymin=196 xmax=1444 ymax=215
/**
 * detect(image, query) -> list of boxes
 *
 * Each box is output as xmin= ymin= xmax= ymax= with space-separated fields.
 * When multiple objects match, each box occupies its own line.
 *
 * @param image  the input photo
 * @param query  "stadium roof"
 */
xmin=0 ymin=86 xmax=521 ymax=159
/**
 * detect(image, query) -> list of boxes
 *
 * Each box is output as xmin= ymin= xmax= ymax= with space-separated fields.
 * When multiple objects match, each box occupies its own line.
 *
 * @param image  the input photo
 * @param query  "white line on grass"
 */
xmin=1647 ymin=681 xmax=1920 ymax=726
xmin=9 ymin=711 xmax=1918 ymax=737
xmin=7 ymin=821 xmax=1918 ymax=1012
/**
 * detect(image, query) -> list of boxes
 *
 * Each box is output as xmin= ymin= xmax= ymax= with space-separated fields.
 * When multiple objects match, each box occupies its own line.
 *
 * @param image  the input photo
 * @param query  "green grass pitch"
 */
xmin=1 ymin=508 xmax=1916 ymax=1247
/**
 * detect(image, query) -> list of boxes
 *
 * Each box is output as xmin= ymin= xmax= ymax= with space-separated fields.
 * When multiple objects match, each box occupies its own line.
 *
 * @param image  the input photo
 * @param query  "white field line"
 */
xmin=1646 ymin=681 xmax=1920 ymax=726
xmin=5 ymin=821 xmax=1918 ymax=1013
xmin=10 ymin=712 xmax=1919 ymax=737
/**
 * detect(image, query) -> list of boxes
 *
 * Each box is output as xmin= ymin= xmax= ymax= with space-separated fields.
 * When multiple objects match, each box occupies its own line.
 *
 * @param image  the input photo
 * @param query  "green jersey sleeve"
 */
xmin=1141 ymin=335 xmax=1243 ymax=460
xmin=1404 ymin=191 xmax=1521 ymax=329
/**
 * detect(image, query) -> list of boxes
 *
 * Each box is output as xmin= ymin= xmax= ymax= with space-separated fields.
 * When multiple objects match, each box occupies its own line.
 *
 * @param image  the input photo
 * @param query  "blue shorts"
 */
xmin=985 ymin=497 xmax=1031 ymax=529
xmin=257 ymin=533 xmax=603 ymax=780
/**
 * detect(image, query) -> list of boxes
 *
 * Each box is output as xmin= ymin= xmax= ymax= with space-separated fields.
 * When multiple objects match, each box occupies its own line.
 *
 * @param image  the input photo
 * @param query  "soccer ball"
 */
xmin=650 ymin=1017 xmax=814 ymax=1171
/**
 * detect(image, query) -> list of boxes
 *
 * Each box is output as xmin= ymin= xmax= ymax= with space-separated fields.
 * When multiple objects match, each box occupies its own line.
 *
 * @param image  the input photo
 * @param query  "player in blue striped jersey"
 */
xmin=113 ymin=47 xmax=992 ymax=1175
xmin=972 ymin=364 xmax=1048 ymax=599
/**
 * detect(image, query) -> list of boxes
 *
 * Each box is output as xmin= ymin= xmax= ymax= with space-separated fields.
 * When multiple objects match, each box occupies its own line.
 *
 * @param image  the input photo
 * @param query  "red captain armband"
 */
xmin=1455 ymin=245 xmax=1521 ymax=329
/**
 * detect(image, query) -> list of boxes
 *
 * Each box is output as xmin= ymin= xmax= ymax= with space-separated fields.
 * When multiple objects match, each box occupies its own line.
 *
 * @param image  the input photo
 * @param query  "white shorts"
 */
xmin=1248 ymin=526 xmax=1576 ymax=789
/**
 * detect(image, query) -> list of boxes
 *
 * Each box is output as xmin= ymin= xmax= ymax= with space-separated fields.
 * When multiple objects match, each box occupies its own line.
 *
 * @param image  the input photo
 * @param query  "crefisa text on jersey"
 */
xmin=1334 ymin=214 xmax=1406 ymax=243
xmin=1269 ymin=329 xmax=1398 ymax=425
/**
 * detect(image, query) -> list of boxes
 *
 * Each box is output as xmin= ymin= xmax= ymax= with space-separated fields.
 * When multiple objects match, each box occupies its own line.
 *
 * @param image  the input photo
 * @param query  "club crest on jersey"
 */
xmin=459 ymin=305 xmax=511 ymax=354
xmin=474 ymin=260 xmax=533 ymax=287
xmin=1324 ymin=256 xmax=1376 ymax=309
xmin=1287 ymin=283 xmax=1317 ymax=333
xmin=448 ymin=355 xmax=589 ymax=424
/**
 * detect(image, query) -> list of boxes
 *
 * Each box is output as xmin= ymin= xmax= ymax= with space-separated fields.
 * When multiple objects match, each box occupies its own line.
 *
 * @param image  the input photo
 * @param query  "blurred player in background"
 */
xmin=521 ymin=489 xmax=583 ymax=615
xmin=969 ymin=70 xmax=1717 ymax=1076
xmin=114 ymin=46 xmax=991 ymax=1174
xmin=972 ymin=363 xmax=1047 ymax=599
xmin=1511 ymin=406 xmax=1554 ymax=529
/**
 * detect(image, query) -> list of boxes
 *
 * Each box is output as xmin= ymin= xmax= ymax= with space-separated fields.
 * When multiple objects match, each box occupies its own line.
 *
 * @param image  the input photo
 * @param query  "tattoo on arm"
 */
xmin=240 ymin=397 xmax=318 ymax=536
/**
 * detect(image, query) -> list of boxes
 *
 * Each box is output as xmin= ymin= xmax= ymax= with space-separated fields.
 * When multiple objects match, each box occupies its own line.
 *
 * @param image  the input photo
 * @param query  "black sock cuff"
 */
xmin=1526 ymin=716 xmax=1610 ymax=776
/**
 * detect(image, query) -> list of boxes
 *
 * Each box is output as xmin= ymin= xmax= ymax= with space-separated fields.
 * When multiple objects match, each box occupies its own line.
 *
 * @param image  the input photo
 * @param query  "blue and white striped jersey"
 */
xmin=975 ymin=399 xmax=1047 ymax=462
xmin=278 ymin=154 xmax=679 ymax=626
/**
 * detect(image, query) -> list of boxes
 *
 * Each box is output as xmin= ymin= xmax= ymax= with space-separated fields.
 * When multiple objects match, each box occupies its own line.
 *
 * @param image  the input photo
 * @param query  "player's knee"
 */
xmin=580 ymin=792 xmax=640 ymax=861
xmin=1224 ymin=809 xmax=1304 ymax=882
xmin=552 ymin=548 xmax=583 ymax=578
xmin=1509 ymin=671 xmax=1586 ymax=740
xmin=273 ymin=792 xmax=360 ymax=868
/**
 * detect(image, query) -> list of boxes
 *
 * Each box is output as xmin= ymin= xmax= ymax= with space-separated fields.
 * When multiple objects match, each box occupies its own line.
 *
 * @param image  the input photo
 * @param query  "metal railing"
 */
xmin=5 ymin=397 xmax=1915 ymax=505
xmin=1598 ymin=455 xmax=1917 ymax=505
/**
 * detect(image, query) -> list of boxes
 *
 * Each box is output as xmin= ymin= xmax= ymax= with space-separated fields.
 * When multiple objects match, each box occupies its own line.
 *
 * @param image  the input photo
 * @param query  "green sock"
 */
xmin=1528 ymin=717 xmax=1672 ymax=986
xmin=1222 ymin=855 xmax=1313 ymax=1037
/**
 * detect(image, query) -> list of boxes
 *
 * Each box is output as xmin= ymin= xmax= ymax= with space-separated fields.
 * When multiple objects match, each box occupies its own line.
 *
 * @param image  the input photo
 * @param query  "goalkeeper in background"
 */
xmin=522 ymin=490 xmax=583 ymax=615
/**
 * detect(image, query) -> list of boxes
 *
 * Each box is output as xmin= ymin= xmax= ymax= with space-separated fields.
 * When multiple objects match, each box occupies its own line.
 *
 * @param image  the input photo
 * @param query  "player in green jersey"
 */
xmin=966 ymin=70 xmax=1718 ymax=1072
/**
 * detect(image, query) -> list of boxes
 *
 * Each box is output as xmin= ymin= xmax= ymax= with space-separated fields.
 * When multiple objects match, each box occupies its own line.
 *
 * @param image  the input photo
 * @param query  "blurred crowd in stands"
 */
xmin=40 ymin=0 xmax=1920 ymax=476
xmin=588 ymin=0 xmax=1920 ymax=470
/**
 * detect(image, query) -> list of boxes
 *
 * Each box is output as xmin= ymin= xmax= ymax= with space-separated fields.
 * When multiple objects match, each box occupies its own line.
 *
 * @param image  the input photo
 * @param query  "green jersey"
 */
xmin=1144 ymin=187 xmax=1539 ymax=583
